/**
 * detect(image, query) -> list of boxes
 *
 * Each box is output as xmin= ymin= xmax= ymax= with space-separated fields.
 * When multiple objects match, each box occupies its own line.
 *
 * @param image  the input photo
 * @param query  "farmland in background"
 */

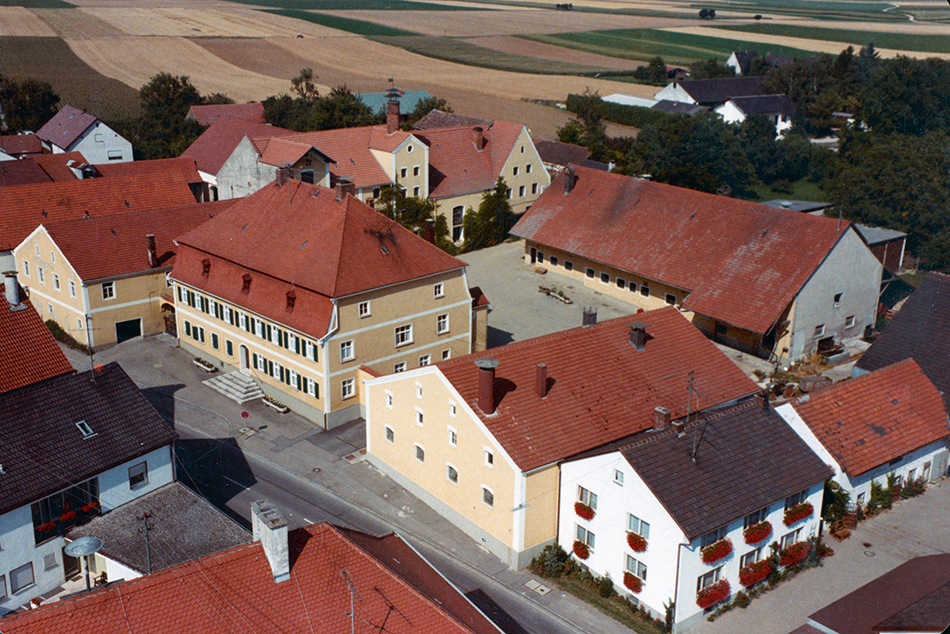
xmin=713 ymin=23 xmax=950 ymax=54
xmin=229 ymin=0 xmax=472 ymax=10
xmin=265 ymin=9 xmax=420 ymax=36
xmin=0 ymin=0 xmax=71 ymax=8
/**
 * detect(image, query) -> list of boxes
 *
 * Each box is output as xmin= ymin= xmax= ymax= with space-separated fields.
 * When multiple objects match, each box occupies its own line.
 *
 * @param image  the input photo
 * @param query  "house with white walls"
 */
xmin=35 ymin=105 xmax=132 ymax=163
xmin=559 ymin=398 xmax=831 ymax=632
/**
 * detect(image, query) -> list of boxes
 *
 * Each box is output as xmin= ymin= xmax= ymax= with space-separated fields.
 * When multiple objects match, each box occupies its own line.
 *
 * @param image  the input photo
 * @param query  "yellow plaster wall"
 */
xmin=391 ymin=138 xmax=428 ymax=199
xmin=497 ymin=127 xmax=550 ymax=215
xmin=524 ymin=464 xmax=560 ymax=550
xmin=15 ymin=231 xmax=87 ymax=343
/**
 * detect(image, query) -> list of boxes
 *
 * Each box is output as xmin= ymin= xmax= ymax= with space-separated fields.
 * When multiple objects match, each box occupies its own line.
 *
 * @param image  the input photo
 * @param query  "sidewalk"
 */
xmin=61 ymin=336 xmax=631 ymax=634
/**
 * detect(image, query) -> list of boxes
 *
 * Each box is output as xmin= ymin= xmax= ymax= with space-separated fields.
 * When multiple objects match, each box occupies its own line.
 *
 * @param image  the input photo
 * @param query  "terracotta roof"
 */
xmin=256 ymin=136 xmax=335 ymax=168
xmin=790 ymin=359 xmax=949 ymax=478
xmin=181 ymin=115 xmax=294 ymax=175
xmin=35 ymin=104 xmax=98 ymax=149
xmin=0 ymin=287 xmax=75 ymax=393
xmin=726 ymin=94 xmax=795 ymax=117
xmin=0 ymin=133 xmax=44 ymax=156
xmin=0 ymin=170 xmax=198 ymax=251
xmin=856 ymin=272 xmax=950 ymax=408
xmin=663 ymin=76 xmax=766 ymax=105
xmin=511 ymin=165 xmax=849 ymax=334
xmin=0 ymin=522 xmax=501 ymax=634
xmin=0 ymin=158 xmax=52 ymax=187
xmin=617 ymin=399 xmax=832 ymax=540
xmin=469 ymin=285 xmax=490 ymax=308
xmin=416 ymin=122 xmax=524 ymax=199
xmin=94 ymin=155 xmax=202 ymax=184
xmin=174 ymin=180 xmax=465 ymax=339
xmin=414 ymin=109 xmax=493 ymax=130
xmin=186 ymin=102 xmax=265 ymax=126
xmin=42 ymin=199 xmax=235 ymax=281
xmin=808 ymin=554 xmax=950 ymax=634
xmin=437 ymin=307 xmax=759 ymax=471
xmin=31 ymin=151 xmax=85 ymax=181
xmin=534 ymin=139 xmax=591 ymax=168
xmin=0 ymin=362 xmax=177 ymax=516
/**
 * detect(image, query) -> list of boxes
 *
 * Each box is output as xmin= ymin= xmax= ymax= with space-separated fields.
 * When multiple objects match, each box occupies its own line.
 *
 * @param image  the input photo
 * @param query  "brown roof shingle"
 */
xmin=0 ymin=289 xmax=74 ymax=393
xmin=534 ymin=139 xmax=591 ymax=168
xmin=35 ymin=105 xmax=98 ymax=149
xmin=186 ymin=102 xmax=265 ymax=126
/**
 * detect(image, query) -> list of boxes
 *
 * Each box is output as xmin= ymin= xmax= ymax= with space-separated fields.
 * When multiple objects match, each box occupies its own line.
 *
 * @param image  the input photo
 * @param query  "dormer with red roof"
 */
xmin=36 ymin=105 xmax=132 ymax=163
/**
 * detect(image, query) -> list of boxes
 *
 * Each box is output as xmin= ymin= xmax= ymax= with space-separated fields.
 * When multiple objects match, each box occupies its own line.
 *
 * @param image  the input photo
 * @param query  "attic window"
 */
xmin=76 ymin=421 xmax=96 ymax=438
xmin=286 ymin=290 xmax=296 ymax=310
xmin=201 ymin=258 xmax=211 ymax=276
xmin=242 ymin=273 xmax=252 ymax=294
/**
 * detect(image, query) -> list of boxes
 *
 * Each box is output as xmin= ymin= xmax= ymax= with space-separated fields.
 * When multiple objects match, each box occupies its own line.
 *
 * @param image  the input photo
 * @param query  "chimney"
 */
xmin=3 ymin=271 xmax=20 ymax=307
xmin=535 ymin=363 xmax=548 ymax=398
xmin=629 ymin=321 xmax=648 ymax=351
xmin=754 ymin=389 xmax=771 ymax=411
xmin=251 ymin=500 xmax=290 ymax=583
xmin=335 ymin=179 xmax=356 ymax=201
xmin=563 ymin=166 xmax=577 ymax=194
xmin=276 ymin=166 xmax=289 ymax=187
xmin=653 ymin=406 xmax=671 ymax=431
xmin=424 ymin=218 xmax=435 ymax=244
xmin=582 ymin=306 xmax=597 ymax=327
xmin=386 ymin=85 xmax=403 ymax=134
xmin=671 ymin=419 xmax=685 ymax=435
xmin=475 ymin=358 xmax=499 ymax=415
xmin=472 ymin=127 xmax=484 ymax=151
xmin=94 ymin=363 xmax=105 ymax=375
xmin=146 ymin=234 xmax=157 ymax=268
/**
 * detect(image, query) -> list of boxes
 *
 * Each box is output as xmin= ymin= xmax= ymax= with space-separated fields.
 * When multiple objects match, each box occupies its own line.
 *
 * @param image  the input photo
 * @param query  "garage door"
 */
xmin=115 ymin=319 xmax=142 ymax=343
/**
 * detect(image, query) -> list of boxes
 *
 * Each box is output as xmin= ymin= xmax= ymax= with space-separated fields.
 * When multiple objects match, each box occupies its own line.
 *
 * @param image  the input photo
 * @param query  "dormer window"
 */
xmin=242 ymin=273 xmax=252 ymax=293
xmin=201 ymin=258 xmax=211 ymax=276
xmin=76 ymin=421 xmax=96 ymax=438
xmin=286 ymin=290 xmax=296 ymax=310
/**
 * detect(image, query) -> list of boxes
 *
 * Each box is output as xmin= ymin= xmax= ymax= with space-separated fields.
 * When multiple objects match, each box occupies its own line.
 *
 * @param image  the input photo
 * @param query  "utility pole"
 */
xmin=138 ymin=512 xmax=153 ymax=574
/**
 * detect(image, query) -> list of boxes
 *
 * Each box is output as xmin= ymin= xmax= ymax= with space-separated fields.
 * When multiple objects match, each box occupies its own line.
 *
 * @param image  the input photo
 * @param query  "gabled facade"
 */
xmin=171 ymin=179 xmax=475 ymax=428
xmin=512 ymin=165 xmax=882 ymax=362
xmin=35 ymin=105 xmax=132 ymax=163
xmin=560 ymin=399 xmax=830 ymax=631
xmin=654 ymin=76 xmax=766 ymax=106
xmin=714 ymin=95 xmax=795 ymax=135
xmin=364 ymin=308 xmax=759 ymax=568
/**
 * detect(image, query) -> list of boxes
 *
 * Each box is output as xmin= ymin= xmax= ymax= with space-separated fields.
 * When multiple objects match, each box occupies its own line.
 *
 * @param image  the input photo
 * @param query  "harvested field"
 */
xmin=81 ymin=7 xmax=307 ymax=37
xmin=719 ymin=21 xmax=950 ymax=43
xmin=32 ymin=7 xmax=125 ymax=38
xmin=465 ymin=35 xmax=644 ymax=69
xmin=266 ymin=9 xmax=419 ymax=37
xmin=191 ymin=38 xmax=318 ymax=84
xmin=0 ymin=6 xmax=56 ymax=36
xmin=0 ymin=36 xmax=139 ymax=119
xmin=65 ymin=36 xmax=299 ymax=103
xmin=227 ymin=0 xmax=472 ymax=10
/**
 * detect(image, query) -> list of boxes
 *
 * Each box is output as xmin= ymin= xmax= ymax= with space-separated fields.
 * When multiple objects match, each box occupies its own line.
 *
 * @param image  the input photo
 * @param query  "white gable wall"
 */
xmin=653 ymin=83 xmax=696 ymax=105
xmin=217 ymin=136 xmax=277 ymax=199
xmin=64 ymin=120 xmax=133 ymax=163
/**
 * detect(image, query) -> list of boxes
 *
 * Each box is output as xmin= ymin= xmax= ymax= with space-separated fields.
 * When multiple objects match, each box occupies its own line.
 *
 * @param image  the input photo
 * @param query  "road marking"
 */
xmin=223 ymin=475 xmax=247 ymax=489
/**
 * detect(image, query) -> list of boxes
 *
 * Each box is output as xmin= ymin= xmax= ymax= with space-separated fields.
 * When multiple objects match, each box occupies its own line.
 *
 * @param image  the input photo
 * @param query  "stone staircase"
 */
xmin=203 ymin=371 xmax=264 ymax=404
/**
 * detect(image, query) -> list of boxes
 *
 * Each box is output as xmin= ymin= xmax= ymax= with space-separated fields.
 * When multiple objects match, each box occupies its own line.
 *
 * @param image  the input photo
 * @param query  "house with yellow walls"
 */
xmin=14 ymin=201 xmax=234 ymax=349
xmin=511 ymin=164 xmax=882 ymax=364
xmin=364 ymin=307 xmax=759 ymax=568
xmin=172 ymin=178 xmax=487 ymax=429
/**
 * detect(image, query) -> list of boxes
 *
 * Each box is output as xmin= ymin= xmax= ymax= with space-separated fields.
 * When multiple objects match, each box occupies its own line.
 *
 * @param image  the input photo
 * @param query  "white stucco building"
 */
xmin=35 ymin=105 xmax=132 ymax=163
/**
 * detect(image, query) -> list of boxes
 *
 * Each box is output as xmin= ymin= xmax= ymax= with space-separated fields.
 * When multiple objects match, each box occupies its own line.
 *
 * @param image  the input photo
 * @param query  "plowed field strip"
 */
xmin=0 ymin=6 xmax=56 ymax=36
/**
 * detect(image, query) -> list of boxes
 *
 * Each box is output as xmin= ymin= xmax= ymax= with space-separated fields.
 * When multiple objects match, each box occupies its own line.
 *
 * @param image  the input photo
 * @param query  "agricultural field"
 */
xmin=713 ymin=23 xmax=950 ymax=54
xmin=0 ymin=6 xmax=55 ymax=36
xmin=0 ymin=0 xmax=70 ymax=7
xmin=81 ymin=7 xmax=308 ymax=37
xmin=31 ymin=7 xmax=124 ymax=37
xmin=265 ymin=9 xmax=419 ymax=37
xmin=464 ymin=35 xmax=643 ymax=70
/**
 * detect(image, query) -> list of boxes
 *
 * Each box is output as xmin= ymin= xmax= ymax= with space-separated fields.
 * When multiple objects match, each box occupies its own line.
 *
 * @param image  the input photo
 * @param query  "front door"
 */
xmin=530 ymin=247 xmax=537 ymax=264
xmin=239 ymin=345 xmax=250 ymax=374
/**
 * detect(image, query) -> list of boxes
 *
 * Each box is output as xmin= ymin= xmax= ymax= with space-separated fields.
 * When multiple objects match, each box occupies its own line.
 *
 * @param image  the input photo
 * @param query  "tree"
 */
xmin=310 ymin=85 xmax=379 ymax=131
xmin=139 ymin=72 xmax=203 ymax=124
xmin=462 ymin=178 xmax=514 ymax=252
xmin=0 ymin=76 xmax=59 ymax=133
xmin=699 ymin=8 xmax=715 ymax=18
xmin=689 ymin=58 xmax=734 ymax=80
xmin=290 ymin=68 xmax=320 ymax=102
xmin=632 ymin=56 xmax=667 ymax=84
xmin=557 ymin=88 xmax=608 ymax=160
xmin=404 ymin=95 xmax=452 ymax=128
xmin=760 ymin=55 xmax=839 ymax=136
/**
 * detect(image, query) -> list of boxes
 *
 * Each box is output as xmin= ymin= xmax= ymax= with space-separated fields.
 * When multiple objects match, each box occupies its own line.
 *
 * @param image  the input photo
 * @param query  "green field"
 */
xmin=265 ymin=9 xmax=420 ymax=36
xmin=0 ymin=37 xmax=140 ymax=121
xmin=235 ymin=0 xmax=473 ymax=10
xmin=714 ymin=23 xmax=950 ymax=54
xmin=521 ymin=28 xmax=820 ymax=65
xmin=0 ymin=0 xmax=72 ymax=7
xmin=700 ymin=0 xmax=904 ymax=22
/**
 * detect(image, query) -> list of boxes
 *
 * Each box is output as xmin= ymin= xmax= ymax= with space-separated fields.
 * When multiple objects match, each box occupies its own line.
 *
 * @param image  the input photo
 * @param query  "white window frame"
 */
xmin=53 ymin=273 xmax=60 ymax=291
xmin=576 ymin=524 xmax=595 ymax=549
xmin=482 ymin=486 xmax=494 ymax=508
xmin=628 ymin=513 xmax=649 ymax=539
xmin=448 ymin=427 xmax=457 ymax=446
xmin=10 ymin=563 xmax=33 ymax=594
xmin=414 ymin=443 xmax=425 ymax=463
xmin=442 ymin=349 xmax=451 ymax=360
xmin=340 ymin=340 xmax=355 ymax=362
xmin=69 ymin=280 xmax=76 ymax=298
xmin=437 ymin=313 xmax=449 ymax=334
xmin=385 ymin=426 xmax=394 ymax=443
xmin=697 ymin=566 xmax=722 ymax=591
xmin=447 ymin=463 xmax=458 ymax=483
xmin=385 ymin=390 xmax=394 ymax=409
xmin=341 ymin=377 xmax=355 ymax=399
xmin=419 ymin=354 xmax=431 ymax=366
xmin=814 ymin=324 xmax=825 ymax=337
xmin=37 ymin=266 xmax=45 ymax=284
xmin=22 ymin=260 xmax=29 ymax=277
xmin=740 ymin=548 xmax=762 ymax=569
xmin=626 ymin=554 xmax=647 ymax=580
xmin=306 ymin=377 xmax=318 ymax=398
xmin=416 ymin=383 xmax=423 ymax=399
xmin=845 ymin=315 xmax=855 ymax=328
xmin=780 ymin=528 xmax=802 ymax=549
xmin=394 ymin=361 xmax=407 ymax=373
xmin=254 ymin=319 xmax=264 ymax=338
xmin=449 ymin=401 xmax=457 ymax=418
xmin=270 ymin=325 xmax=280 ymax=345
xmin=577 ymin=486 xmax=597 ymax=510
xmin=415 ymin=407 xmax=424 ymax=426
xmin=394 ymin=324 xmax=413 ymax=347
xmin=359 ymin=301 xmax=371 ymax=318
xmin=434 ymin=283 xmax=444 ymax=298
xmin=613 ymin=470 xmax=624 ymax=485
xmin=743 ymin=507 xmax=768 ymax=529
xmin=484 ymin=447 xmax=494 ymax=468
xmin=128 ymin=462 xmax=148 ymax=490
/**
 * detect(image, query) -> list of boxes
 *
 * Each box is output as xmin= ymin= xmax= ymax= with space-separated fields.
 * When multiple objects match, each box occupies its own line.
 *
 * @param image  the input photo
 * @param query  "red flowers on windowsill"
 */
xmin=627 ymin=532 xmax=647 ymax=552
xmin=743 ymin=520 xmax=773 ymax=545
xmin=574 ymin=502 xmax=595 ymax=521
xmin=783 ymin=502 xmax=814 ymax=526
xmin=739 ymin=559 xmax=773 ymax=587
xmin=696 ymin=579 xmax=731 ymax=608
xmin=81 ymin=501 xmax=99 ymax=514
xmin=572 ymin=540 xmax=590 ymax=560
xmin=59 ymin=510 xmax=76 ymax=522
xmin=701 ymin=538 xmax=733 ymax=564
xmin=37 ymin=521 xmax=56 ymax=532
xmin=623 ymin=572 xmax=643 ymax=593
xmin=779 ymin=541 xmax=811 ymax=567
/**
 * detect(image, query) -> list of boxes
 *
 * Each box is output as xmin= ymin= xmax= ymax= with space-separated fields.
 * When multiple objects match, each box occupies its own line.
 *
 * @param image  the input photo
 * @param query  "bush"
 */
xmin=596 ymin=573 xmax=615 ymax=598
xmin=529 ymin=543 xmax=572 ymax=578
xmin=901 ymin=476 xmax=927 ymax=498
xmin=45 ymin=319 xmax=89 ymax=354
xmin=733 ymin=591 xmax=750 ymax=609
xmin=565 ymin=92 xmax=673 ymax=129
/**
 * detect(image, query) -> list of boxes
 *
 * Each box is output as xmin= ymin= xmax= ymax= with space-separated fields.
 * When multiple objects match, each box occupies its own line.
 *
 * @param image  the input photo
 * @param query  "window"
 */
xmin=48 ymin=303 xmax=53 ymax=315
xmin=442 ymin=349 xmax=451 ymax=360
xmin=43 ymin=553 xmax=58 ymax=571
xmin=577 ymin=486 xmax=597 ymax=510
xmin=434 ymin=283 xmax=444 ymax=298
xmin=129 ymin=462 xmax=148 ymax=490
xmin=400 ymin=167 xmax=407 ymax=178
xmin=255 ymin=353 xmax=266 ymax=372
xmin=437 ymin=313 xmax=449 ymax=334
xmin=35 ymin=244 xmax=39 ymax=256
xmin=419 ymin=354 xmax=430 ymax=366
xmin=833 ymin=292 xmax=842 ymax=307
xmin=415 ymin=408 xmax=424 ymax=426
xmin=386 ymin=391 xmax=394 ymax=408
xmin=413 ymin=166 xmax=420 ymax=176
xmin=271 ymin=360 xmax=281 ymax=379
xmin=341 ymin=378 xmax=355 ymax=399
xmin=532 ymin=182 xmax=538 ymax=194
xmin=415 ymin=383 xmax=423 ymax=399
xmin=550 ymin=256 xmax=558 ymax=266
xmin=10 ymin=563 xmax=33 ymax=594
xmin=270 ymin=325 xmax=280 ymax=345
xmin=239 ymin=312 xmax=247 ymax=331
xmin=99 ymin=280 xmax=115 ymax=300
xmin=394 ymin=362 xmax=407 ymax=373
xmin=564 ymin=261 xmax=573 ymax=272
xmin=482 ymin=487 xmax=494 ymax=507
xmin=211 ymin=333 xmax=219 ymax=350
xmin=413 ymin=186 xmax=420 ymax=197
xmin=697 ymin=566 xmax=722 ymax=592
xmin=37 ymin=266 xmax=45 ymax=283
xmin=908 ymin=468 xmax=917 ymax=481
xmin=740 ymin=548 xmax=762 ymax=568
xmin=780 ymin=528 xmax=802 ymax=549
xmin=447 ymin=464 xmax=458 ymax=483
xmin=527 ymin=163 xmax=532 ymax=174
xmin=226 ymin=340 xmax=233 ymax=357
xmin=50 ymin=251 xmax=55 ymax=264
xmin=373 ymin=187 xmax=381 ymax=199
xmin=0 ymin=575 xmax=6 ymax=599
xmin=519 ymin=185 xmax=525 ymax=197
xmin=254 ymin=319 xmax=264 ymax=338
xmin=69 ymin=280 xmax=76 ymax=298
xmin=394 ymin=324 xmax=413 ymax=346
xmin=744 ymin=508 xmax=768 ymax=529
xmin=641 ymin=283 xmax=650 ymax=297
xmin=628 ymin=514 xmax=649 ymax=539
xmin=626 ymin=555 xmax=647 ymax=580
xmin=385 ymin=426 xmax=394 ymax=443
xmin=585 ymin=268 xmax=595 ymax=279
xmin=340 ymin=340 xmax=354 ymax=362
xmin=600 ymin=272 xmax=610 ymax=284
xmin=856 ymin=492 xmax=866 ymax=506
xmin=924 ymin=461 xmax=932 ymax=481
xmin=665 ymin=293 xmax=676 ymax=305
xmin=305 ymin=377 xmax=319 ymax=398
xmin=617 ymin=278 xmax=626 ymax=289
xmin=845 ymin=315 xmax=855 ymax=328
xmin=484 ymin=448 xmax=494 ymax=467
xmin=814 ymin=324 xmax=825 ymax=337
xmin=77 ymin=318 xmax=83 ymax=331
xmin=53 ymin=274 xmax=60 ymax=291
xmin=448 ymin=428 xmax=457 ymax=446
xmin=449 ymin=402 xmax=456 ymax=417
xmin=613 ymin=470 xmax=624 ymax=485
xmin=359 ymin=301 xmax=371 ymax=318
xmin=513 ymin=166 xmax=519 ymax=176
xmin=784 ymin=490 xmax=807 ymax=510
xmin=22 ymin=260 xmax=29 ymax=277
xmin=506 ymin=188 xmax=512 ymax=200
xmin=700 ymin=526 xmax=727 ymax=548
xmin=76 ymin=420 xmax=95 ymax=438
xmin=415 ymin=444 xmax=425 ymax=462
xmin=537 ymin=251 xmax=545 ymax=264
xmin=576 ymin=524 xmax=595 ymax=549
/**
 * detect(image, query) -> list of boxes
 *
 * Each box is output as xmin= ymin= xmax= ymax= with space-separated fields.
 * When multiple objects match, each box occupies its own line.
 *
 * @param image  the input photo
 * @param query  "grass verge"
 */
xmin=548 ymin=576 xmax=665 ymax=634
xmin=0 ymin=0 xmax=72 ymax=7
xmin=749 ymin=179 xmax=829 ymax=203
xmin=45 ymin=319 xmax=90 ymax=354
xmin=234 ymin=0 xmax=469 ymax=10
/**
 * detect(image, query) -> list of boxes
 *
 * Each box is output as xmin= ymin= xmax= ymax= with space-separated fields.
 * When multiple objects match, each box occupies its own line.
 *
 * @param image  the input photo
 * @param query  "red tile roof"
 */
xmin=256 ymin=136 xmax=335 ymax=168
xmin=0 ymin=133 xmax=44 ymax=156
xmin=35 ymin=105 xmax=98 ymax=149
xmin=437 ymin=307 xmax=759 ymax=471
xmin=31 ymin=151 xmax=84 ymax=181
xmin=511 ymin=165 xmax=849 ymax=334
xmin=0 ymin=287 xmax=75 ymax=393
xmin=414 ymin=110 xmax=493 ymax=130
xmin=0 ymin=522 xmax=501 ymax=634
xmin=186 ymin=102 xmax=265 ymax=126
xmin=174 ymin=180 xmax=465 ymax=338
xmin=181 ymin=115 xmax=294 ymax=175
xmin=0 ymin=158 xmax=52 ymax=187
xmin=94 ymin=155 xmax=202 ymax=184
xmin=43 ymin=200 xmax=236 ymax=281
xmin=0 ymin=170 xmax=199 ymax=251
xmin=791 ymin=359 xmax=950 ymax=478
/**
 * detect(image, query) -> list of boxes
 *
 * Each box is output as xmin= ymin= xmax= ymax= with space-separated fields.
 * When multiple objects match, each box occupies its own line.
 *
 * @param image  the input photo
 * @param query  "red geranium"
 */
xmin=574 ymin=502 xmax=595 ymax=520
xmin=627 ymin=532 xmax=647 ymax=552
xmin=739 ymin=559 xmax=772 ymax=587
xmin=623 ymin=572 xmax=643 ymax=593
xmin=779 ymin=541 xmax=811 ymax=567
xmin=81 ymin=501 xmax=99 ymax=513
xmin=696 ymin=579 xmax=731 ymax=608
xmin=783 ymin=502 xmax=814 ymax=526
xmin=572 ymin=540 xmax=590 ymax=560
xmin=59 ymin=510 xmax=76 ymax=522
xmin=701 ymin=538 xmax=733 ymax=564
xmin=37 ymin=521 xmax=56 ymax=532
xmin=743 ymin=521 xmax=772 ymax=545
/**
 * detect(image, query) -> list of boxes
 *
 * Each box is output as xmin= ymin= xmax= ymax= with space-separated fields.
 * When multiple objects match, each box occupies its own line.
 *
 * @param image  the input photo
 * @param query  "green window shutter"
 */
xmin=296 ymin=374 xmax=302 ymax=391
xmin=253 ymin=353 xmax=258 ymax=367
xmin=266 ymin=324 xmax=272 ymax=340
xmin=312 ymin=345 xmax=318 ymax=362
xmin=280 ymin=366 xmax=286 ymax=383
xmin=226 ymin=340 xmax=233 ymax=356
xmin=268 ymin=360 xmax=273 ymax=375
xmin=184 ymin=321 xmax=191 ymax=337
xmin=282 ymin=331 xmax=288 ymax=348
xmin=177 ymin=286 xmax=184 ymax=302
xmin=314 ymin=382 xmax=319 ymax=399
xmin=230 ymin=310 xmax=236 ymax=326
xmin=295 ymin=338 xmax=301 ymax=355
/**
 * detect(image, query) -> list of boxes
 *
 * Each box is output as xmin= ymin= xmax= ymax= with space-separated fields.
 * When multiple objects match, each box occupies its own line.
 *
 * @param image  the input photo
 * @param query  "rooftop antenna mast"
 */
xmin=685 ymin=370 xmax=694 ymax=426
xmin=341 ymin=570 xmax=361 ymax=634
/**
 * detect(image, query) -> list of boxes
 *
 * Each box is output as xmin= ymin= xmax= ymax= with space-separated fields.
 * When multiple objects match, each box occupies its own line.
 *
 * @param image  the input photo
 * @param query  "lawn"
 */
xmin=521 ymin=28 xmax=819 ymax=65
xmin=264 ymin=9 xmax=420 ymax=36
xmin=234 ymin=0 xmax=471 ymax=10
xmin=549 ymin=575 xmax=666 ymax=634
xmin=749 ymin=179 xmax=830 ymax=203
xmin=713 ymin=23 xmax=950 ymax=54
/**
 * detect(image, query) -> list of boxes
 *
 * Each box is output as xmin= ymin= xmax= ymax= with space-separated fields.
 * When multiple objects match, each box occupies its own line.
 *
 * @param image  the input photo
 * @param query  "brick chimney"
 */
xmin=671 ymin=419 xmax=684 ymax=435
xmin=653 ymin=406 xmax=671 ymax=431
xmin=3 ymin=271 xmax=20 ymax=307
xmin=475 ymin=358 xmax=499 ymax=415
xmin=582 ymin=307 xmax=597 ymax=327
xmin=335 ymin=179 xmax=356 ymax=201
xmin=386 ymin=85 xmax=403 ymax=135
xmin=629 ymin=321 xmax=648 ymax=351
xmin=252 ymin=500 xmax=290 ymax=583
xmin=563 ymin=166 xmax=577 ymax=194
xmin=535 ymin=363 xmax=548 ymax=398
xmin=424 ymin=219 xmax=435 ymax=244
xmin=472 ymin=127 xmax=485 ymax=151
xmin=146 ymin=234 xmax=157 ymax=268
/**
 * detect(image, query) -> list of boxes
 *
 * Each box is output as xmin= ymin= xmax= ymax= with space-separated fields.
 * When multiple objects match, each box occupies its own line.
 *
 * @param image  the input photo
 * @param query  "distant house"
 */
xmin=511 ymin=165 xmax=882 ymax=362
xmin=726 ymin=50 xmax=759 ymax=75
xmin=561 ymin=398 xmax=830 ymax=631
xmin=0 ymin=133 xmax=45 ymax=158
xmin=714 ymin=94 xmax=795 ymax=135
xmin=778 ymin=359 xmax=950 ymax=507
xmin=186 ymin=102 xmax=265 ymax=127
xmin=654 ymin=76 xmax=766 ymax=107
xmin=534 ymin=138 xmax=591 ymax=176
xmin=651 ymin=100 xmax=708 ymax=115
xmin=36 ymin=105 xmax=132 ymax=163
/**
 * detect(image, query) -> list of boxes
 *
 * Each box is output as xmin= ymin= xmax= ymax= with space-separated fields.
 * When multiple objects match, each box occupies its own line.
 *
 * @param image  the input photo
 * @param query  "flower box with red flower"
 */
xmin=623 ymin=572 xmax=643 ymax=593
xmin=37 ymin=521 xmax=56 ymax=533
xmin=696 ymin=579 xmax=731 ymax=608
xmin=627 ymin=532 xmax=647 ymax=552
xmin=574 ymin=502 xmax=595 ymax=521
xmin=739 ymin=559 xmax=772 ymax=587
xmin=572 ymin=540 xmax=590 ymax=560
xmin=81 ymin=501 xmax=99 ymax=514
xmin=783 ymin=502 xmax=813 ymax=526
xmin=59 ymin=510 xmax=76 ymax=522
xmin=779 ymin=541 xmax=811 ymax=567
xmin=743 ymin=520 xmax=772 ymax=545
xmin=701 ymin=538 xmax=733 ymax=564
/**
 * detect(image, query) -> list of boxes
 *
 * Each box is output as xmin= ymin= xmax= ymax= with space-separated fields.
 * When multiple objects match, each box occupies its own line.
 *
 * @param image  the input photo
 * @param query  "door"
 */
xmin=239 ymin=345 xmax=250 ymax=375
xmin=529 ymin=247 xmax=537 ymax=264
xmin=115 ymin=318 xmax=142 ymax=344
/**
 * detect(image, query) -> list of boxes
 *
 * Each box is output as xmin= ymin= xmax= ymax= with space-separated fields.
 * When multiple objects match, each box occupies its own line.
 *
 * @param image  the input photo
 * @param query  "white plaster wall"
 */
xmin=0 ymin=506 xmax=66 ymax=611
xmin=98 ymin=446 xmax=174 ymax=512
xmin=69 ymin=121 xmax=133 ymax=163
xmin=217 ymin=136 xmax=276 ymax=199
xmin=654 ymin=84 xmax=695 ymax=104
xmin=101 ymin=553 xmax=141 ymax=582
xmin=714 ymin=101 xmax=745 ymax=125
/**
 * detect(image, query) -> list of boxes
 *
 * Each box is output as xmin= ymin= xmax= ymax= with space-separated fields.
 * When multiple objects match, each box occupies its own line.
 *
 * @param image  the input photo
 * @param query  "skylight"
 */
xmin=76 ymin=421 xmax=95 ymax=438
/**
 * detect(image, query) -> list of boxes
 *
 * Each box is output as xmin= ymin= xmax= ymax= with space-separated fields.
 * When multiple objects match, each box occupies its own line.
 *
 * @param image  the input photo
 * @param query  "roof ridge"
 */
xmin=795 ymin=357 xmax=920 ymax=405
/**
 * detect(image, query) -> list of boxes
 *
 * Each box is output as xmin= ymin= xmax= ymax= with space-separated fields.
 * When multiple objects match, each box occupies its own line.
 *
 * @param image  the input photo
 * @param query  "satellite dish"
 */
xmin=65 ymin=536 xmax=103 ymax=558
